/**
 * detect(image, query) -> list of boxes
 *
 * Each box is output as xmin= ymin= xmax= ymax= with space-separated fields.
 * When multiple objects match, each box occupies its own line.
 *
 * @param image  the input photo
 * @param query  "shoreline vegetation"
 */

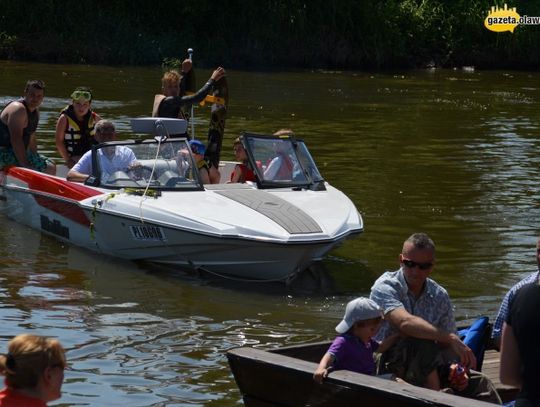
xmin=1 ymin=1 xmax=539 ymax=70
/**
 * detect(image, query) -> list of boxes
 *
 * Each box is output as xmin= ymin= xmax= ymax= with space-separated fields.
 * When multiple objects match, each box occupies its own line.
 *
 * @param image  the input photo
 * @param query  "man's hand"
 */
xmin=181 ymin=59 xmax=192 ymax=74
xmin=448 ymin=333 xmax=476 ymax=369
xmin=448 ymin=363 xmax=469 ymax=391
xmin=210 ymin=67 xmax=226 ymax=82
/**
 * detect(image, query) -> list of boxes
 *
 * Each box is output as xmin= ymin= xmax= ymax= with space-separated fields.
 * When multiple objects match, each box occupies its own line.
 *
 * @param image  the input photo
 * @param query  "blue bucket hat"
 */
xmin=189 ymin=139 xmax=206 ymax=155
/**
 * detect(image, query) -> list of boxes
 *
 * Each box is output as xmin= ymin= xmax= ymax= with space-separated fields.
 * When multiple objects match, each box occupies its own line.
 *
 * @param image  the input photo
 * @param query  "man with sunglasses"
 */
xmin=370 ymin=233 xmax=479 ymax=390
xmin=491 ymin=235 xmax=540 ymax=351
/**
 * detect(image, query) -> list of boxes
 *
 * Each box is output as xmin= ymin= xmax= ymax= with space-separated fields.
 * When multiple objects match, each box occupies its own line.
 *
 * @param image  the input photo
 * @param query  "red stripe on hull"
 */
xmin=6 ymin=167 xmax=101 ymax=226
xmin=7 ymin=167 xmax=102 ymax=200
xmin=34 ymin=195 xmax=92 ymax=226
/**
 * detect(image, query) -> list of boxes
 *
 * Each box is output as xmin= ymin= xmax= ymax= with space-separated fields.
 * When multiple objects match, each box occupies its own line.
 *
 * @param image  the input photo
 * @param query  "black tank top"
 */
xmin=0 ymin=99 xmax=39 ymax=148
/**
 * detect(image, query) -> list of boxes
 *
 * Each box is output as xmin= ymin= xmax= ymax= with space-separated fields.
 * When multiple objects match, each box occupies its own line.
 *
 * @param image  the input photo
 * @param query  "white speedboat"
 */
xmin=0 ymin=118 xmax=363 ymax=282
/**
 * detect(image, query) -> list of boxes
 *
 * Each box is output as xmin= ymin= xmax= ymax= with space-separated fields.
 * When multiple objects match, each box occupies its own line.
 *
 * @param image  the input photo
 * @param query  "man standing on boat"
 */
xmin=370 ymin=233 xmax=500 ymax=402
xmin=0 ymin=79 xmax=55 ymax=174
xmin=152 ymin=63 xmax=226 ymax=132
xmin=491 ymin=234 xmax=540 ymax=350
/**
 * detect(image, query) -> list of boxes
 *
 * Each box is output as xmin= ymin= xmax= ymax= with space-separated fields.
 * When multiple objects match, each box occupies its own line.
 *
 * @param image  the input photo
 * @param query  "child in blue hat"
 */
xmin=189 ymin=140 xmax=210 ymax=184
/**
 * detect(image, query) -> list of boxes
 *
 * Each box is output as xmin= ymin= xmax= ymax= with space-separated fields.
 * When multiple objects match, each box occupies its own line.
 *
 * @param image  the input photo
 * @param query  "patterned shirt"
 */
xmin=491 ymin=270 xmax=539 ymax=339
xmin=370 ymin=268 xmax=456 ymax=342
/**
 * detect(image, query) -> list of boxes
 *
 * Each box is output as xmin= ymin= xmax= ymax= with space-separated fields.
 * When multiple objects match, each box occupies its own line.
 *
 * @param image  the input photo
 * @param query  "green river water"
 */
xmin=0 ymin=60 xmax=539 ymax=405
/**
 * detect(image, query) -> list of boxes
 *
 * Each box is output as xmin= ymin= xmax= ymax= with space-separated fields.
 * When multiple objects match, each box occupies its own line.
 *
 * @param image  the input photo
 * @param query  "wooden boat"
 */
xmin=227 ymin=340 xmax=519 ymax=406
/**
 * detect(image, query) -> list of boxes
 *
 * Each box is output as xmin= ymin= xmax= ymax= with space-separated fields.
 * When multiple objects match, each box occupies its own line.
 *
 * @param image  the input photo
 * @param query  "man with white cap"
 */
xmin=313 ymin=297 xmax=399 ymax=384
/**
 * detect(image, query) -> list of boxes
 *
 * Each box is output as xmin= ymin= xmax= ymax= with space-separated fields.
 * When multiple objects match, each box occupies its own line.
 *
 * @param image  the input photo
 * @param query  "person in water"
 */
xmin=229 ymin=137 xmax=256 ymax=183
xmin=0 ymin=334 xmax=67 ymax=406
xmin=55 ymin=87 xmax=102 ymax=168
xmin=0 ymin=79 xmax=55 ymax=174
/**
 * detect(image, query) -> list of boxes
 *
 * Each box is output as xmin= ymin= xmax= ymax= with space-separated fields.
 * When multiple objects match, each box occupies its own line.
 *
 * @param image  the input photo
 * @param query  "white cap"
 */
xmin=335 ymin=297 xmax=383 ymax=334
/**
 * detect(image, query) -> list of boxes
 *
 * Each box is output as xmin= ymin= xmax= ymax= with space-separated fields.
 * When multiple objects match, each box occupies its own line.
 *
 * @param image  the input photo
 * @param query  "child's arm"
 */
xmin=313 ymin=352 xmax=335 ymax=384
xmin=377 ymin=332 xmax=400 ymax=354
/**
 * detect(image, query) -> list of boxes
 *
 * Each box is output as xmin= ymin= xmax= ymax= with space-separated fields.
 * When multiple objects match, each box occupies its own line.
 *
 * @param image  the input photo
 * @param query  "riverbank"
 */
xmin=1 ymin=0 xmax=539 ymax=70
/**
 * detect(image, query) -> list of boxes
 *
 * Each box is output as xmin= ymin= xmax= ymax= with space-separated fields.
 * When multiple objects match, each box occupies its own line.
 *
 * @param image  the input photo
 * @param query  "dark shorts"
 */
xmin=0 ymin=148 xmax=50 ymax=172
xmin=377 ymin=337 xmax=502 ymax=404
xmin=377 ymin=338 xmax=443 ymax=386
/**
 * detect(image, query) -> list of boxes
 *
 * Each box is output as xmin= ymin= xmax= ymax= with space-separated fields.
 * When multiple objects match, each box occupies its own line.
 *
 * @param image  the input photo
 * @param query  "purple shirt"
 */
xmin=327 ymin=334 xmax=379 ymax=375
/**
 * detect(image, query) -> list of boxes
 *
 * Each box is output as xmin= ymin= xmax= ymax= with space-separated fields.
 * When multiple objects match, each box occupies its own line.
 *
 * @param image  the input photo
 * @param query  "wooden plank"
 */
xmin=482 ymin=349 xmax=520 ymax=402
xmin=274 ymin=341 xmax=521 ymax=402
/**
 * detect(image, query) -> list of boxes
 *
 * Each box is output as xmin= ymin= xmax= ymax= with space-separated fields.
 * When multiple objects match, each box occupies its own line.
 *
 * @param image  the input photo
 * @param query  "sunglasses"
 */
xmin=401 ymin=258 xmax=433 ymax=270
xmin=70 ymin=90 xmax=92 ymax=101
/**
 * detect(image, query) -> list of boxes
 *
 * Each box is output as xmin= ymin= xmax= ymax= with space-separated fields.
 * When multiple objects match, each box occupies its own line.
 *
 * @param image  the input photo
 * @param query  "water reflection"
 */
xmin=1 ymin=62 xmax=540 ymax=405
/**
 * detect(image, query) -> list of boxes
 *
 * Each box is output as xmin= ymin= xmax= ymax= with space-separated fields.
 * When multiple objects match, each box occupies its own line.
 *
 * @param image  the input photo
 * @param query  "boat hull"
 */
xmin=0 ymin=167 xmax=361 ymax=281
xmin=85 ymin=208 xmax=350 ymax=281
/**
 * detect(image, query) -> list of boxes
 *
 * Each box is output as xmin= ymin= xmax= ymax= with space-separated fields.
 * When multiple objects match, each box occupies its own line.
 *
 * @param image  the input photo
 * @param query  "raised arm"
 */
xmin=175 ymin=67 xmax=226 ymax=106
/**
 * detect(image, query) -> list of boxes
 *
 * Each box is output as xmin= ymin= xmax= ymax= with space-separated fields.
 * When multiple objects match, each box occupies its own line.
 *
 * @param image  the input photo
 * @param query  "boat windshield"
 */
xmin=89 ymin=138 xmax=202 ymax=190
xmin=243 ymin=134 xmax=324 ymax=189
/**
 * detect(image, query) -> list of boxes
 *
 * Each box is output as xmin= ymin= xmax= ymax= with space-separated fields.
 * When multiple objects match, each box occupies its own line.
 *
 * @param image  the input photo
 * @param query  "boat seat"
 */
xmin=137 ymin=159 xmax=180 ymax=177
xmin=157 ymin=170 xmax=188 ymax=187
xmin=105 ymin=171 xmax=142 ymax=188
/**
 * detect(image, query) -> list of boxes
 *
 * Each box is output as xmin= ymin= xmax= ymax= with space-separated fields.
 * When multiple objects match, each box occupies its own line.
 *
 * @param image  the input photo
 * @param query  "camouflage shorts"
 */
xmin=0 ymin=148 xmax=50 ymax=172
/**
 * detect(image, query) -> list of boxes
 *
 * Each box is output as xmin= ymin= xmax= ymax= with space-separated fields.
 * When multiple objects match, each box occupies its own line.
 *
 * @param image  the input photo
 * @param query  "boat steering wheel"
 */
xmin=126 ymin=164 xmax=157 ymax=181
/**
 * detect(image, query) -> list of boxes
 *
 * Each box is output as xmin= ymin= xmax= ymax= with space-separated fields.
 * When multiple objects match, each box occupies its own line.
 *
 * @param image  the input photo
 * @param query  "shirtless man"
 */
xmin=0 ymin=80 xmax=55 ymax=174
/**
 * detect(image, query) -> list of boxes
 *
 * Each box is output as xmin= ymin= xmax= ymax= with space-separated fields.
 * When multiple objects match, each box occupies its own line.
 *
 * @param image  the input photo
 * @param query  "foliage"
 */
xmin=0 ymin=0 xmax=538 ymax=69
xmin=0 ymin=32 xmax=17 ymax=59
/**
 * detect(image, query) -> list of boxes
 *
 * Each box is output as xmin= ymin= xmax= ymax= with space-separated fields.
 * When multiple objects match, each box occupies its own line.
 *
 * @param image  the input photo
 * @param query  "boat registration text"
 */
xmin=129 ymin=225 xmax=167 ymax=241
